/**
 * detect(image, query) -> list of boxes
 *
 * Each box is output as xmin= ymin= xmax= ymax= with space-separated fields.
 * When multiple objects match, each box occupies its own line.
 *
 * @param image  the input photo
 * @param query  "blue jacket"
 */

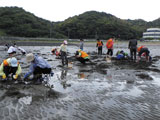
xmin=24 ymin=55 xmax=51 ymax=78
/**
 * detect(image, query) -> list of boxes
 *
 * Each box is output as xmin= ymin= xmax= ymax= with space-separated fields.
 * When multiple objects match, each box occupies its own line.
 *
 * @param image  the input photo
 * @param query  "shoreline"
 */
xmin=1 ymin=40 xmax=160 ymax=47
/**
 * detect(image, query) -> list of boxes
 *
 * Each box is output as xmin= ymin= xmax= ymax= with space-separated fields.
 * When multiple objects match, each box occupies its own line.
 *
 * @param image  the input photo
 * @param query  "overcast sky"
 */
xmin=0 ymin=0 xmax=160 ymax=22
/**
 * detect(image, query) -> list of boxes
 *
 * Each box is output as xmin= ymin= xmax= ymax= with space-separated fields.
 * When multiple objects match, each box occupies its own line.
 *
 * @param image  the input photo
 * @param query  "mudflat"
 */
xmin=0 ymin=41 xmax=160 ymax=120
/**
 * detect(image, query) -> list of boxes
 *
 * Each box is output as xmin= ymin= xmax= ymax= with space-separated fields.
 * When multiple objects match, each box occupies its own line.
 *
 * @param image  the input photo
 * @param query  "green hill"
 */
xmin=0 ymin=7 xmax=65 ymax=38
xmin=54 ymin=11 xmax=142 ymax=40
xmin=0 ymin=7 xmax=160 ymax=40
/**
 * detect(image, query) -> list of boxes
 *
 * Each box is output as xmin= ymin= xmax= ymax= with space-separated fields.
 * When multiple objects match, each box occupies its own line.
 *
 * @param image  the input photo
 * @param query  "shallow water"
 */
xmin=0 ymin=43 xmax=160 ymax=120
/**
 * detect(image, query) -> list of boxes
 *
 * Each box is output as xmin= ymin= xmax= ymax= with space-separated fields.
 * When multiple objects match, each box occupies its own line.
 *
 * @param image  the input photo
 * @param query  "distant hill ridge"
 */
xmin=0 ymin=7 xmax=160 ymax=40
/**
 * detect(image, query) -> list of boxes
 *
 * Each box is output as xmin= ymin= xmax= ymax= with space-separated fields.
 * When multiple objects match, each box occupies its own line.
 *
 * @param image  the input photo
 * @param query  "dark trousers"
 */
xmin=77 ymin=57 xmax=89 ymax=64
xmin=32 ymin=67 xmax=51 ymax=82
xmin=98 ymin=46 xmax=102 ymax=55
xmin=61 ymin=51 xmax=68 ymax=66
xmin=3 ymin=66 xmax=17 ymax=77
xmin=130 ymin=48 xmax=137 ymax=60
xmin=33 ymin=67 xmax=51 ymax=76
xmin=107 ymin=49 xmax=113 ymax=56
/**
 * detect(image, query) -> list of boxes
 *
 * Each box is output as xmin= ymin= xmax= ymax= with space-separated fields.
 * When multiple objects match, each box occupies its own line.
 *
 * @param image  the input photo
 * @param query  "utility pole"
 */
xmin=67 ymin=28 xmax=70 ymax=39
xmin=50 ymin=21 xmax=52 ymax=38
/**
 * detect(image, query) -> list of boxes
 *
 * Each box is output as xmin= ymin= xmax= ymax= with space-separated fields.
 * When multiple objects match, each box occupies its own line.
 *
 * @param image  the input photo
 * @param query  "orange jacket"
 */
xmin=137 ymin=46 xmax=144 ymax=52
xmin=106 ymin=39 xmax=113 ymax=49
xmin=80 ymin=51 xmax=89 ymax=58
xmin=97 ymin=41 xmax=103 ymax=47
xmin=3 ymin=59 xmax=9 ymax=66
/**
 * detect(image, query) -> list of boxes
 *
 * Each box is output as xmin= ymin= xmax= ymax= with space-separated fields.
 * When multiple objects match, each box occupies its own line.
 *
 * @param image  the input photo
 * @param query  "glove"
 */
xmin=13 ymin=74 xmax=18 ymax=80
xmin=2 ymin=74 xmax=6 ymax=79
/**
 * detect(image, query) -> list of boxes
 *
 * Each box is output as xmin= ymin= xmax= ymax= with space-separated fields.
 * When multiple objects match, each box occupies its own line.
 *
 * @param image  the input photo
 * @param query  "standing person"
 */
xmin=24 ymin=53 xmax=53 ymax=82
xmin=80 ymin=39 xmax=84 ymax=50
xmin=137 ymin=46 xmax=150 ymax=62
xmin=0 ymin=57 xmax=21 ymax=80
xmin=128 ymin=39 xmax=137 ymax=61
xmin=96 ymin=39 xmax=103 ymax=55
xmin=60 ymin=40 xmax=68 ymax=66
xmin=75 ymin=49 xmax=90 ymax=64
xmin=106 ymin=38 xmax=114 ymax=56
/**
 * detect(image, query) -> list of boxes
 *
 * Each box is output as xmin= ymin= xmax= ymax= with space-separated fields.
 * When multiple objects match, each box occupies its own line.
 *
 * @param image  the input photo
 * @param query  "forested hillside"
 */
xmin=54 ymin=11 xmax=142 ymax=39
xmin=0 ymin=7 xmax=64 ymax=38
xmin=0 ymin=7 xmax=160 ymax=40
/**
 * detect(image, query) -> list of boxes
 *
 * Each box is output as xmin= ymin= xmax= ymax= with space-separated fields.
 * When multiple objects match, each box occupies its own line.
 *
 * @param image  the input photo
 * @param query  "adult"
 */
xmin=17 ymin=47 xmax=26 ymax=55
xmin=116 ymin=50 xmax=129 ymax=60
xmin=96 ymin=39 xmax=103 ymax=55
xmin=24 ymin=53 xmax=52 ymax=82
xmin=60 ymin=40 xmax=68 ymax=66
xmin=76 ymin=49 xmax=90 ymax=64
xmin=128 ymin=39 xmax=137 ymax=61
xmin=0 ymin=57 xmax=21 ymax=80
xmin=51 ymin=48 xmax=61 ymax=56
xmin=137 ymin=46 xmax=150 ymax=62
xmin=106 ymin=38 xmax=114 ymax=56
xmin=7 ymin=46 xmax=17 ymax=57
xmin=80 ymin=39 xmax=84 ymax=50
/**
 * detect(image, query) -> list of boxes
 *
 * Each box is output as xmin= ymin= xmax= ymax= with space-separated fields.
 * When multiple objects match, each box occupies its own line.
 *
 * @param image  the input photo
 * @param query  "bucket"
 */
xmin=106 ymin=55 xmax=111 ymax=63
xmin=68 ymin=62 xmax=73 ymax=68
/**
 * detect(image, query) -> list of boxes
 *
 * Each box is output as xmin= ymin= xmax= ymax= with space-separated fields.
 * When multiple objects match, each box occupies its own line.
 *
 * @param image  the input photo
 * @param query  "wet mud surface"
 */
xmin=0 ymin=43 xmax=160 ymax=120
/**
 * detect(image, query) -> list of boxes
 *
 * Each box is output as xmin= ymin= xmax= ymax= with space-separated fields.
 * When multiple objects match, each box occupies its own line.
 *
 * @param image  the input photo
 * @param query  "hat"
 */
xmin=26 ymin=53 xmax=34 ymax=62
xmin=64 ymin=40 xmax=68 ymax=45
xmin=10 ymin=57 xmax=18 ymax=67
xmin=7 ymin=46 xmax=16 ymax=54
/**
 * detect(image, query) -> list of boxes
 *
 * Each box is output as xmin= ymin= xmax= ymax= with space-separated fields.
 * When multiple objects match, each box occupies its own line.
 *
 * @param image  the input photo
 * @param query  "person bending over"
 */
xmin=24 ymin=53 xmax=53 ymax=83
xmin=137 ymin=46 xmax=150 ymax=62
xmin=76 ymin=49 xmax=90 ymax=64
xmin=0 ymin=57 xmax=21 ymax=80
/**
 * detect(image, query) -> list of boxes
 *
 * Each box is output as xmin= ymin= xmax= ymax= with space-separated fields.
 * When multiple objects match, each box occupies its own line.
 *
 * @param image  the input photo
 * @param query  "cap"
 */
xmin=7 ymin=46 xmax=16 ymax=54
xmin=26 ymin=53 xmax=34 ymax=62
xmin=64 ymin=40 xmax=68 ymax=45
xmin=10 ymin=57 xmax=18 ymax=67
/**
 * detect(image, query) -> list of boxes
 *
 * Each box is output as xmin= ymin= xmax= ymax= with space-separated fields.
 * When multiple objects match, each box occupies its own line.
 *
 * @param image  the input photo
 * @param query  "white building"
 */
xmin=143 ymin=28 xmax=160 ymax=39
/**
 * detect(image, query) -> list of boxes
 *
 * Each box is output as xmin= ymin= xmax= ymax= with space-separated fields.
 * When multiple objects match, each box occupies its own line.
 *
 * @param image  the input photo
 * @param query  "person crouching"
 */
xmin=137 ymin=46 xmax=150 ymax=62
xmin=76 ymin=49 xmax=90 ymax=64
xmin=0 ymin=57 xmax=21 ymax=80
xmin=24 ymin=53 xmax=53 ymax=83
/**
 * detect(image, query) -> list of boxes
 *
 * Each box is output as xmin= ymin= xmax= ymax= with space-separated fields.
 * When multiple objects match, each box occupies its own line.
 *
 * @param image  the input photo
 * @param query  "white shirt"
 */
xmin=60 ymin=44 xmax=67 ymax=52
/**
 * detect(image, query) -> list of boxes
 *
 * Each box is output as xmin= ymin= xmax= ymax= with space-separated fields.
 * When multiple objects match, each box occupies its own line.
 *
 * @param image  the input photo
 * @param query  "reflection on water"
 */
xmin=61 ymin=69 xmax=68 ymax=80
xmin=78 ymin=73 xmax=86 ymax=79
xmin=48 ymin=69 xmax=71 ymax=92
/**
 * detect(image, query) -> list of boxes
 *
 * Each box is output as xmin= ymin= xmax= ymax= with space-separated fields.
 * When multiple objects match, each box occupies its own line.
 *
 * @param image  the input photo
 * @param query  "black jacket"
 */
xmin=128 ymin=39 xmax=137 ymax=49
